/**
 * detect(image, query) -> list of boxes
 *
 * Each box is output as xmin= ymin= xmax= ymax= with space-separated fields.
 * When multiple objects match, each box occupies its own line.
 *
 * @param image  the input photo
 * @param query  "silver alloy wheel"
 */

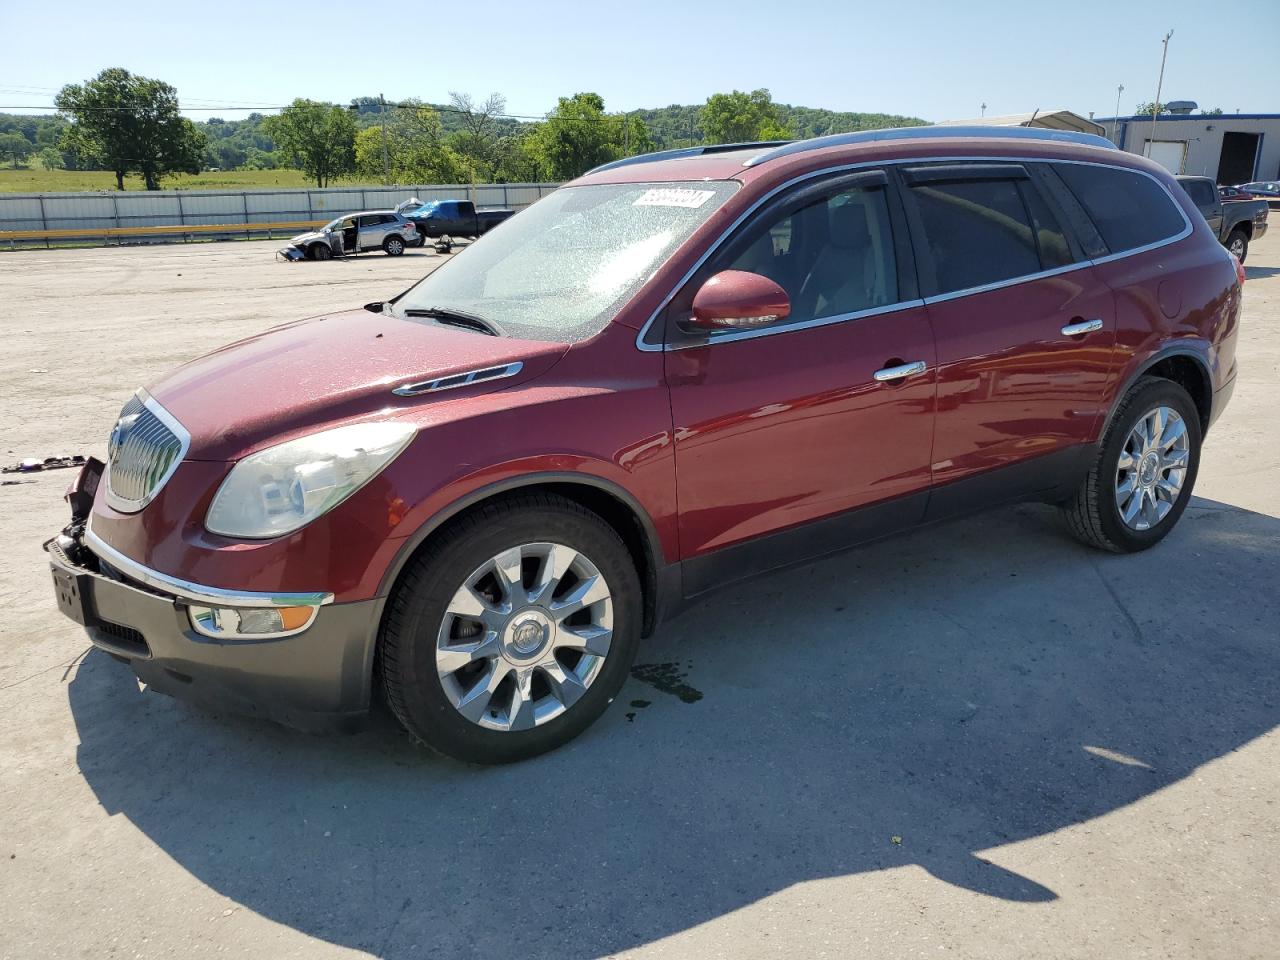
xmin=436 ymin=542 xmax=613 ymax=732
xmin=1229 ymin=235 xmax=1246 ymax=258
xmin=1115 ymin=405 xmax=1190 ymax=531
xmin=387 ymin=237 xmax=404 ymax=255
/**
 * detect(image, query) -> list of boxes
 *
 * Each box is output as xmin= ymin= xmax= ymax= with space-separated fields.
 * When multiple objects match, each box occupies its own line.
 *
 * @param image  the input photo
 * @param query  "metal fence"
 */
xmin=0 ymin=182 xmax=561 ymax=247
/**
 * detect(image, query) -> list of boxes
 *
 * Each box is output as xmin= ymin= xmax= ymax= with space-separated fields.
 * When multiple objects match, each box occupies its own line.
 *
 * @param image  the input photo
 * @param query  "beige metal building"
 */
xmin=1094 ymin=109 xmax=1280 ymax=184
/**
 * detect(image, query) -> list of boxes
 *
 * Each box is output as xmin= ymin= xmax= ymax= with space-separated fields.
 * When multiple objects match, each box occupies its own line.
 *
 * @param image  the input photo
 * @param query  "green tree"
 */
xmin=37 ymin=146 xmax=65 ymax=170
xmin=700 ymin=89 xmax=794 ymax=144
xmin=355 ymin=102 xmax=469 ymax=184
xmin=0 ymin=132 xmax=33 ymax=168
xmin=55 ymin=68 xmax=206 ymax=189
xmin=1201 ymin=107 xmax=1224 ymax=116
xmin=263 ymin=99 xmax=356 ymax=187
xmin=494 ymin=128 xmax=547 ymax=182
xmin=447 ymin=91 xmax=507 ymax=181
xmin=526 ymin=93 xmax=655 ymax=181
xmin=1135 ymin=101 xmax=1166 ymax=116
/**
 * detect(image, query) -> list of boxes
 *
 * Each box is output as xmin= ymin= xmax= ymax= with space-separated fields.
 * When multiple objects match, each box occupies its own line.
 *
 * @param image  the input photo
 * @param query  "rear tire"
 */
xmin=380 ymin=493 xmax=642 ymax=764
xmin=1061 ymin=377 xmax=1201 ymax=553
xmin=383 ymin=236 xmax=406 ymax=256
xmin=1226 ymin=229 xmax=1249 ymax=263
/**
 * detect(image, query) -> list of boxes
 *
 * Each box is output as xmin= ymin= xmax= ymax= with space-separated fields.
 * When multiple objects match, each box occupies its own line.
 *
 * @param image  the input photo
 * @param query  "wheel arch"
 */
xmin=1102 ymin=346 xmax=1213 ymax=438
xmin=376 ymin=473 xmax=671 ymax=639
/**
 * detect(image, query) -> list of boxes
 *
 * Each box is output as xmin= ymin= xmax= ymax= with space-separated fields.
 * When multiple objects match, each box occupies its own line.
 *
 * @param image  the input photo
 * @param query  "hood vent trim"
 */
xmin=392 ymin=361 xmax=524 ymax=397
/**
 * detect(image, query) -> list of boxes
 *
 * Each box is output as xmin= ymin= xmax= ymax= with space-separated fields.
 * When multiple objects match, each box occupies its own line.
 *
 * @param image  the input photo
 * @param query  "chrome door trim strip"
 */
xmin=634 ymin=156 xmax=1194 ymax=352
xmin=85 ymin=520 xmax=335 ymax=609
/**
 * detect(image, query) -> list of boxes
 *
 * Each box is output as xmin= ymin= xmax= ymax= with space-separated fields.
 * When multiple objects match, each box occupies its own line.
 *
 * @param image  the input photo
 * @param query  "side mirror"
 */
xmin=688 ymin=270 xmax=791 ymax=331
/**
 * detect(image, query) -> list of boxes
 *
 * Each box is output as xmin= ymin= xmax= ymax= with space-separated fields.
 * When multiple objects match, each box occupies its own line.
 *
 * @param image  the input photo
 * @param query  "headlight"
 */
xmin=205 ymin=422 xmax=416 ymax=538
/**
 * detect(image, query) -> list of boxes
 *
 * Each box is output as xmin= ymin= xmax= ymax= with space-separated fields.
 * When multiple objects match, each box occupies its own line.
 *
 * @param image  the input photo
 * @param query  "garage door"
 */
xmin=1144 ymin=140 xmax=1187 ymax=174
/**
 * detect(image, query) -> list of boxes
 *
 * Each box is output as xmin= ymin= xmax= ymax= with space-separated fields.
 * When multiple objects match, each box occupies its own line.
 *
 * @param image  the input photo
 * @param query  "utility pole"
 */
xmin=1146 ymin=31 xmax=1173 ymax=158
xmin=380 ymin=93 xmax=390 ymax=186
xmin=1112 ymin=84 xmax=1124 ymax=144
xmin=980 ymin=102 xmax=987 ymax=118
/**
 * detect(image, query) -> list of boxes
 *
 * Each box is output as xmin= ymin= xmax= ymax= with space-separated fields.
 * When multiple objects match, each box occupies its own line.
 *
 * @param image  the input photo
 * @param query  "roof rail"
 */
xmin=587 ymin=140 xmax=793 ymax=175
xmin=742 ymin=125 xmax=1117 ymax=167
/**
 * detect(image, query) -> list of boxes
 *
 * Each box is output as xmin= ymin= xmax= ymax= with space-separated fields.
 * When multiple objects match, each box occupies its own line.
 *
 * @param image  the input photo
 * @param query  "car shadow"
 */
xmin=1245 ymin=264 xmax=1280 ymax=280
xmin=68 ymin=496 xmax=1280 ymax=958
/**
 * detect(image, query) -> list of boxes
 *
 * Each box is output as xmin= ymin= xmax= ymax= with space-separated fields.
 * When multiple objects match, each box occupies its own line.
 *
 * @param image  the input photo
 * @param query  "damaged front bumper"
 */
xmin=46 ymin=463 xmax=381 ymax=732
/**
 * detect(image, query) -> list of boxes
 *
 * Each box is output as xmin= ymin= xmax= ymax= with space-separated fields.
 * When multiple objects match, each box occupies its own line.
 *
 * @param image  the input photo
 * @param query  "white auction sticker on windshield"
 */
xmin=633 ymin=188 xmax=716 ymax=208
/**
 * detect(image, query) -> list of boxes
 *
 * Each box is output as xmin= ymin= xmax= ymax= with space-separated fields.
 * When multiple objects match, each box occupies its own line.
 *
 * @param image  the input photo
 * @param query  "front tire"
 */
xmin=1061 ymin=376 xmax=1201 ymax=553
xmin=310 ymin=243 xmax=332 ymax=261
xmin=380 ymin=494 xmax=642 ymax=764
xmin=1226 ymin=229 xmax=1249 ymax=263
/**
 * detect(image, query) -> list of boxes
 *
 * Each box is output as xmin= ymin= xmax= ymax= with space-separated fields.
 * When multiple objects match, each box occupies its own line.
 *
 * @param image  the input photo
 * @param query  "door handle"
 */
xmin=873 ymin=360 xmax=928 ymax=382
xmin=1061 ymin=318 xmax=1103 ymax=336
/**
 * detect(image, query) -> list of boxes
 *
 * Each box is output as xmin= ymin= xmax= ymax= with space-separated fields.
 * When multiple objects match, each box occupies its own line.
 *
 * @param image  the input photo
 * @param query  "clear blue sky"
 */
xmin=2 ymin=0 xmax=1277 ymax=122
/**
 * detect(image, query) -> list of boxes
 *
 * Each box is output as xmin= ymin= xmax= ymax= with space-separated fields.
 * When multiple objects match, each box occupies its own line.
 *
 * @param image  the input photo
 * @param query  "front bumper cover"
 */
xmin=46 ymin=526 xmax=382 ymax=733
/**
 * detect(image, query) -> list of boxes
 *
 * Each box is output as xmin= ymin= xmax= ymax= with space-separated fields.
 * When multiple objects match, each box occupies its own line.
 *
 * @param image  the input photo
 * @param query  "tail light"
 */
xmin=1230 ymin=252 xmax=1246 ymax=286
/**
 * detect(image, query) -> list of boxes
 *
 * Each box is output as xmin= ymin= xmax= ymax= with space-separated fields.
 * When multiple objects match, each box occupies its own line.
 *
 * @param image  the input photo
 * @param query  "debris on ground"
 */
xmin=2 ymin=456 xmax=87 ymax=474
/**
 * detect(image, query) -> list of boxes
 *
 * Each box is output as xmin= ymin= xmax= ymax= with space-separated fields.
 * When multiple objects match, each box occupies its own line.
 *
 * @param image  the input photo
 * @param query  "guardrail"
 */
xmin=1 ymin=220 xmax=328 ymax=246
xmin=0 ymin=182 xmax=560 ymax=250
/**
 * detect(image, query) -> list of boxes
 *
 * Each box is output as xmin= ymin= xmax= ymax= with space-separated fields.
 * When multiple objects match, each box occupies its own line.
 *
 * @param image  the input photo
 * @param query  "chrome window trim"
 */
xmin=668 ymin=300 xmax=927 ymax=351
xmin=922 ymin=260 xmax=1100 ymax=306
xmin=84 ymin=521 xmax=335 ymax=609
xmin=392 ymin=361 xmax=524 ymax=397
xmin=634 ymin=155 xmax=1193 ymax=352
xmin=103 ymin=389 xmax=191 ymax=513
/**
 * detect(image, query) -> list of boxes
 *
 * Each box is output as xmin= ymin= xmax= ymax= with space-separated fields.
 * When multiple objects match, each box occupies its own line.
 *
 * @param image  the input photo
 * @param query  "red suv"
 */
xmin=48 ymin=127 xmax=1242 ymax=763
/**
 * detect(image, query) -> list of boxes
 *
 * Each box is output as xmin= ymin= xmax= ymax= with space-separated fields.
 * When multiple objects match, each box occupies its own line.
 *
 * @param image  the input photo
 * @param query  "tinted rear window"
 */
xmin=1055 ymin=164 xmax=1187 ymax=254
xmin=908 ymin=178 xmax=1042 ymax=294
xmin=1181 ymin=180 xmax=1215 ymax=207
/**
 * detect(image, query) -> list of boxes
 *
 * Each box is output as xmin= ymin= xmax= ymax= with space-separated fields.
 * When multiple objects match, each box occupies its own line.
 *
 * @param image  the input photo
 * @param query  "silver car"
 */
xmin=279 ymin=210 xmax=420 ymax=261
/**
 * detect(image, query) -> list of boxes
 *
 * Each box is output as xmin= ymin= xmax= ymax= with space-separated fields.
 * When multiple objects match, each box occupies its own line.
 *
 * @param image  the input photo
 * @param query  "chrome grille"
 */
xmin=104 ymin=391 xmax=189 ymax=513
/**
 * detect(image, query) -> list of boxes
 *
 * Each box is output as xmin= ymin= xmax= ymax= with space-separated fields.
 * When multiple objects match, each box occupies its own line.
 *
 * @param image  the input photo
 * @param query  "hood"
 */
xmin=289 ymin=230 xmax=326 ymax=246
xmin=146 ymin=308 xmax=568 ymax=461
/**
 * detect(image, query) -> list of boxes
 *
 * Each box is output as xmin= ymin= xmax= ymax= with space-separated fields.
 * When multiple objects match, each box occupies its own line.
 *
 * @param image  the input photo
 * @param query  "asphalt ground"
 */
xmin=1 ymin=235 xmax=1277 ymax=959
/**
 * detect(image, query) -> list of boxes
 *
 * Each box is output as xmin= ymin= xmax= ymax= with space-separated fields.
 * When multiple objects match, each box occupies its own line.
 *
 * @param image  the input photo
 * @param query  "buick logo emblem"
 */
xmin=511 ymin=619 xmax=546 ymax=654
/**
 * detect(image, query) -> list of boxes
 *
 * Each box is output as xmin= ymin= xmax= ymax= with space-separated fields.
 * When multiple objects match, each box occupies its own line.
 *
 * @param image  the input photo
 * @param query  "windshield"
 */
xmin=409 ymin=201 xmax=440 ymax=216
xmin=395 ymin=181 xmax=739 ymax=342
xmin=322 ymin=217 xmax=352 ymax=231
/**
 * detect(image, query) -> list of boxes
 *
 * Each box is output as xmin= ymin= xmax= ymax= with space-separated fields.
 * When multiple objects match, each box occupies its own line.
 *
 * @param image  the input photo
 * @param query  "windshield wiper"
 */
xmin=402 ymin=306 xmax=502 ymax=337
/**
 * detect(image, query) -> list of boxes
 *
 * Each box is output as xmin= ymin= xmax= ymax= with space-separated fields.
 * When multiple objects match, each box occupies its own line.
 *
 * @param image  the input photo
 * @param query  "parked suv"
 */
xmin=48 ymin=127 xmax=1242 ymax=764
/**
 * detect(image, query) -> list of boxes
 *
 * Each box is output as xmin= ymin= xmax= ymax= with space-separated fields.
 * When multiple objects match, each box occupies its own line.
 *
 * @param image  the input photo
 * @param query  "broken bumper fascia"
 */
xmin=46 ymin=524 xmax=382 ymax=733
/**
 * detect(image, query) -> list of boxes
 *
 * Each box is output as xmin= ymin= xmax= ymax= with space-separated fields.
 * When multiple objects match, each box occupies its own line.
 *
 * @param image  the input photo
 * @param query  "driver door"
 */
xmin=662 ymin=170 xmax=938 ymax=595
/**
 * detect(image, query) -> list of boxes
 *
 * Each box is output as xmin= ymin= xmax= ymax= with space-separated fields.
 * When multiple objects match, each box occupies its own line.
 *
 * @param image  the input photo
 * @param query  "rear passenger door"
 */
xmin=898 ymin=162 xmax=1118 ymax=515
xmin=357 ymin=214 xmax=390 ymax=249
